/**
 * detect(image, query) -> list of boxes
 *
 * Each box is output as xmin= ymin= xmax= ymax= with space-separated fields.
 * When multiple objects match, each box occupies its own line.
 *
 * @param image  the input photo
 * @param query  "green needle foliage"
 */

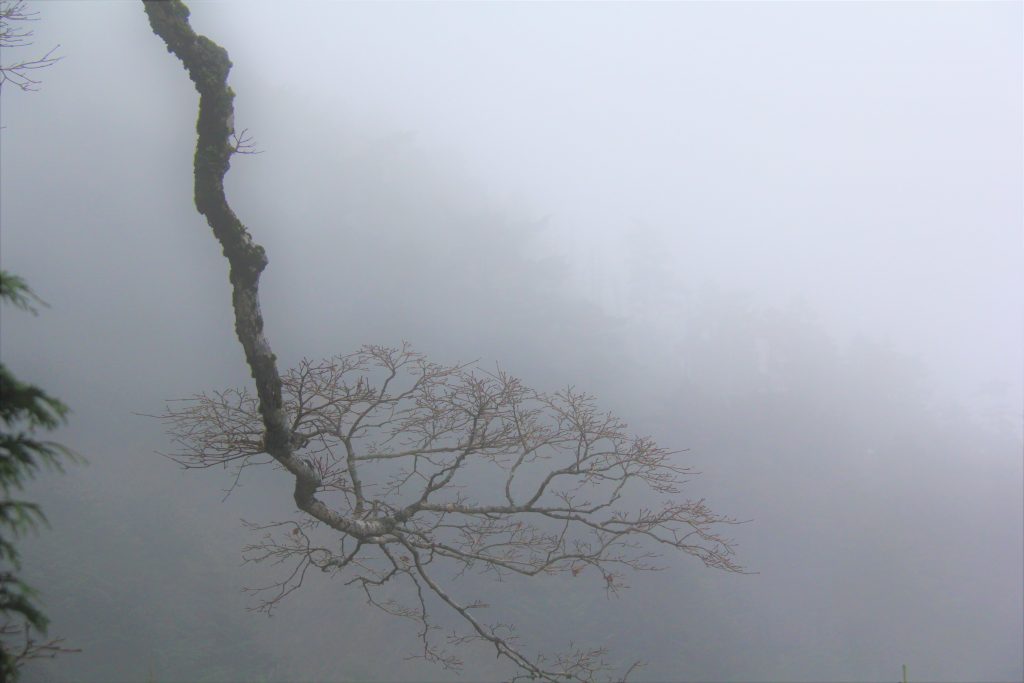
xmin=0 ymin=270 xmax=80 ymax=680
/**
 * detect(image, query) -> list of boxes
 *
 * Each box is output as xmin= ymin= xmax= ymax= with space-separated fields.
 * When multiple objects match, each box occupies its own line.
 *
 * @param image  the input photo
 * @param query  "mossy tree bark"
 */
xmin=143 ymin=1 xmax=339 ymax=527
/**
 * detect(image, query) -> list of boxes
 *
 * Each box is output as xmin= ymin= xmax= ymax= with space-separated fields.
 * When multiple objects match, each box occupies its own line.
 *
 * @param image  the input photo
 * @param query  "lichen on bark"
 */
xmin=142 ymin=1 xmax=310 ymax=499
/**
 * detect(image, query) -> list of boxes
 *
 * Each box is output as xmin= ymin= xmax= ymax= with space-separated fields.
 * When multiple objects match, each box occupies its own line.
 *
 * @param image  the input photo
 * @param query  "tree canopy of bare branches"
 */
xmin=143 ymin=1 xmax=742 ymax=680
xmin=157 ymin=345 xmax=742 ymax=678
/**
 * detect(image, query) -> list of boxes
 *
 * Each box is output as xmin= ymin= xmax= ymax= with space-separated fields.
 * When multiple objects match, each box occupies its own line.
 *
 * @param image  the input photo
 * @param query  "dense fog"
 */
xmin=1 ymin=2 xmax=1020 ymax=682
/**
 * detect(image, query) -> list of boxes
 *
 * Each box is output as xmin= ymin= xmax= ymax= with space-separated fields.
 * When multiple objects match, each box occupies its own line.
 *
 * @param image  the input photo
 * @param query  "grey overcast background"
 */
xmin=1 ymin=1 xmax=1021 ymax=682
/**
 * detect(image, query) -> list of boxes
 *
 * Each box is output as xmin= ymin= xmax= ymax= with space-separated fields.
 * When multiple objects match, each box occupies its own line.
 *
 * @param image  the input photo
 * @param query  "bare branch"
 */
xmin=0 ymin=1 xmax=61 ymax=92
xmin=230 ymin=127 xmax=263 ymax=155
xmin=0 ymin=621 xmax=82 ymax=672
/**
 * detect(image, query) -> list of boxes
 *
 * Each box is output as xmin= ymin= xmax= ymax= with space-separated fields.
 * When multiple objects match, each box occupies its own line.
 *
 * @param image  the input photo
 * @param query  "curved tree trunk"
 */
xmin=142 ymin=0 xmax=323 ymax=517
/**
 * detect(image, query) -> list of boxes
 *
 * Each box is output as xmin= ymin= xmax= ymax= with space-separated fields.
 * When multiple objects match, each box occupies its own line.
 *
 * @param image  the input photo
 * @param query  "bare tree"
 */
xmin=156 ymin=345 xmax=742 ymax=678
xmin=142 ymin=2 xmax=743 ymax=680
xmin=0 ymin=0 xmax=60 ymax=92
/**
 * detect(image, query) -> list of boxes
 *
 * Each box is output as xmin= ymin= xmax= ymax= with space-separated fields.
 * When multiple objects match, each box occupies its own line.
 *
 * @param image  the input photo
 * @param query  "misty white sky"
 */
xmin=6 ymin=1 xmax=1022 ymax=408
xmin=186 ymin=1 xmax=1023 ymax=407
xmin=0 ymin=2 xmax=1021 ymax=682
